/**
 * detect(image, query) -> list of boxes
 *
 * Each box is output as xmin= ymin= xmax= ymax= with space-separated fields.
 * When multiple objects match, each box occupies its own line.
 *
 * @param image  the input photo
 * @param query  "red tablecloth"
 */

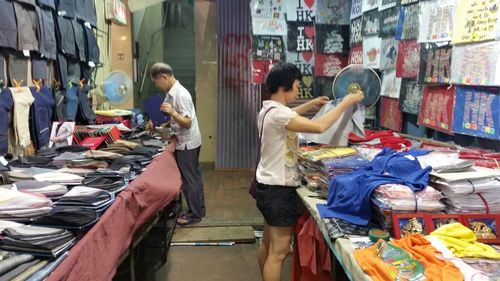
xmin=47 ymin=141 xmax=182 ymax=281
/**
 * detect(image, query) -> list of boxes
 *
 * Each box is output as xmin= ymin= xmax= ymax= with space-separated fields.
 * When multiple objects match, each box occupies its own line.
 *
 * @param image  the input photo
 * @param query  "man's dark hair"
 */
xmin=150 ymin=62 xmax=174 ymax=78
xmin=265 ymin=63 xmax=303 ymax=94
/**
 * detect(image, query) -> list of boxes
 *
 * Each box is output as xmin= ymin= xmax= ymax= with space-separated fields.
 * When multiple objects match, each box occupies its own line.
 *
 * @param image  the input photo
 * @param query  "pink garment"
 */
xmin=47 ymin=141 xmax=182 ymax=281
xmin=292 ymin=213 xmax=332 ymax=281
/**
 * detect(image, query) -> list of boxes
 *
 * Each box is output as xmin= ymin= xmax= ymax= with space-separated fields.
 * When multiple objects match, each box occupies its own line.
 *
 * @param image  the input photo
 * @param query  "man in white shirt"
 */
xmin=150 ymin=63 xmax=205 ymax=226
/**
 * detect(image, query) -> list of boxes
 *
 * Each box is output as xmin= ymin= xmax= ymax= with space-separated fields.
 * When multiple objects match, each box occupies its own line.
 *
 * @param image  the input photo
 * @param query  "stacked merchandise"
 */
xmin=459 ymin=149 xmax=500 ymax=169
xmin=430 ymin=167 xmax=500 ymax=213
xmin=0 ymin=224 xmax=76 ymax=258
xmin=371 ymin=184 xmax=445 ymax=233
xmin=297 ymin=145 xmax=366 ymax=196
xmin=0 ymin=188 xmax=53 ymax=222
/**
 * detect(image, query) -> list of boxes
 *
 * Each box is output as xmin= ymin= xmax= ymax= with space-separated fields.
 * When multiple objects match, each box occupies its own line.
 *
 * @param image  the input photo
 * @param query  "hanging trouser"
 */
xmin=71 ymin=20 xmax=86 ymax=62
xmin=76 ymin=84 xmax=96 ymax=124
xmin=55 ymin=15 xmax=76 ymax=57
xmin=32 ymin=56 xmax=48 ymax=81
xmin=0 ymin=89 xmax=14 ymax=155
xmin=53 ymin=88 xmax=66 ymax=122
xmin=56 ymin=0 xmax=74 ymax=18
xmin=13 ymin=0 xmax=36 ymax=6
xmin=65 ymin=86 xmax=78 ymax=121
xmin=37 ymin=6 xmax=57 ymax=60
xmin=56 ymin=53 xmax=68 ymax=88
xmin=67 ymin=58 xmax=81 ymax=85
xmin=13 ymin=2 xmax=39 ymax=52
xmin=37 ymin=0 xmax=55 ymax=10
xmin=84 ymin=27 xmax=100 ymax=64
xmin=29 ymin=85 xmax=54 ymax=149
xmin=81 ymin=63 xmax=92 ymax=82
xmin=175 ymin=146 xmax=206 ymax=220
xmin=8 ymin=87 xmax=34 ymax=157
xmin=75 ymin=0 xmax=97 ymax=26
xmin=0 ymin=0 xmax=18 ymax=50
xmin=8 ymin=52 xmax=29 ymax=87
xmin=0 ymin=52 xmax=6 ymax=86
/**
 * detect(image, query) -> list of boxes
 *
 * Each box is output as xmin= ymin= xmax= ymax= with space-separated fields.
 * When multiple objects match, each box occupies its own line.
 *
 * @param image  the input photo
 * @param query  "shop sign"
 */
xmin=399 ymin=79 xmax=423 ymax=115
xmin=380 ymin=97 xmax=402 ymax=131
xmin=418 ymin=86 xmax=455 ymax=134
xmin=288 ymin=22 xmax=315 ymax=52
xmin=315 ymin=24 xmax=349 ymax=54
xmin=396 ymin=40 xmax=420 ymax=78
xmin=113 ymin=0 xmax=127 ymax=25
xmin=452 ymin=86 xmax=500 ymax=140
xmin=452 ymin=0 xmax=500 ymax=44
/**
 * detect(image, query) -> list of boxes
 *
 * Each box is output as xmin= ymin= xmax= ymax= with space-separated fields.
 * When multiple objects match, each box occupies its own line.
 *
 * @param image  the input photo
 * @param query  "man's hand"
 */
xmin=160 ymin=102 xmax=174 ymax=115
xmin=145 ymin=120 xmax=155 ymax=132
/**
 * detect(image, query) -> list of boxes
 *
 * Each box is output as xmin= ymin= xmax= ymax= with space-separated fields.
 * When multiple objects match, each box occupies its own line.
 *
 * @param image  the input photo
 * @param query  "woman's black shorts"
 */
xmin=256 ymin=182 xmax=298 ymax=227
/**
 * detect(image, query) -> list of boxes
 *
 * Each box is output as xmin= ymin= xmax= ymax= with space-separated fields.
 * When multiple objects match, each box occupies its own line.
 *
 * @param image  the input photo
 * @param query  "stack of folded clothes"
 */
xmin=82 ymin=172 xmax=127 ymax=194
xmin=458 ymin=149 xmax=500 ymax=169
xmin=0 ymin=188 xmax=53 ymax=222
xmin=0 ymin=224 xmax=76 ymax=258
xmin=371 ymin=184 xmax=445 ymax=233
xmin=55 ymin=186 xmax=114 ymax=211
xmin=298 ymin=146 xmax=365 ymax=196
xmin=430 ymin=167 xmax=500 ymax=213
xmin=13 ymin=180 xmax=67 ymax=201
xmin=33 ymin=206 xmax=99 ymax=230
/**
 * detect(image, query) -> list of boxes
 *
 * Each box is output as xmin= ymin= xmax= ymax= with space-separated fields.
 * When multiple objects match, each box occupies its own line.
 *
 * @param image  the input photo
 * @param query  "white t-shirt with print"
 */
xmin=256 ymin=100 xmax=300 ymax=187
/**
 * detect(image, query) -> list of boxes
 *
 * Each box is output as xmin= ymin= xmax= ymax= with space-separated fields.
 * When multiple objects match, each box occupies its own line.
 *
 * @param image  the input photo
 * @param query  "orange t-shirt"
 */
xmin=354 ymin=234 xmax=463 ymax=281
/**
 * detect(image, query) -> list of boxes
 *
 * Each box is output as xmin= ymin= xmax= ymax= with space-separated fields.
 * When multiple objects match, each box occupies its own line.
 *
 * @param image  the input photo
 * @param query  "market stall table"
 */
xmin=46 ymin=141 xmax=182 ymax=281
xmin=297 ymin=186 xmax=371 ymax=281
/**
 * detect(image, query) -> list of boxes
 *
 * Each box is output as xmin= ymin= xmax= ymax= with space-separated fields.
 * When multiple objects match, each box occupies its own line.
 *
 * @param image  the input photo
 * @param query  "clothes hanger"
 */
xmin=32 ymin=79 xmax=42 ymax=93
xmin=12 ymin=79 xmax=23 ymax=89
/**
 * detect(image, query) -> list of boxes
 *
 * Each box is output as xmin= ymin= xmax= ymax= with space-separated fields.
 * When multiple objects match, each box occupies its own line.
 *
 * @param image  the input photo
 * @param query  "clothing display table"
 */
xmin=297 ymin=186 xmax=371 ymax=281
xmin=46 ymin=141 xmax=182 ymax=281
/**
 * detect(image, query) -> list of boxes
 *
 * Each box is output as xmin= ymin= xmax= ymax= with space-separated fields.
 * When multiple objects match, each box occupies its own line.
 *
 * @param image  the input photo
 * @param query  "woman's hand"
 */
xmin=312 ymin=96 xmax=330 ymax=108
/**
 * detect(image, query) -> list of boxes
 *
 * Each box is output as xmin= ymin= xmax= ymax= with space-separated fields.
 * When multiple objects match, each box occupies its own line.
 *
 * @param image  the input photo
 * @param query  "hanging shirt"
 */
xmin=164 ymin=80 xmax=201 ymax=150
xmin=256 ymin=100 xmax=299 ymax=187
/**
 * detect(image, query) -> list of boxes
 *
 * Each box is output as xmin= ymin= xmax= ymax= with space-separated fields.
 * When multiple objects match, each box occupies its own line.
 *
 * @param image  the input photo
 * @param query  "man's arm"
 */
xmin=292 ymin=96 xmax=329 ymax=115
xmin=160 ymin=103 xmax=192 ymax=129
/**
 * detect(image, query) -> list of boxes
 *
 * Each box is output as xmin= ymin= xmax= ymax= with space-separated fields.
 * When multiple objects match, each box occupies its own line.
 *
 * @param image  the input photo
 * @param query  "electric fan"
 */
xmin=332 ymin=64 xmax=381 ymax=108
xmin=95 ymin=70 xmax=133 ymax=110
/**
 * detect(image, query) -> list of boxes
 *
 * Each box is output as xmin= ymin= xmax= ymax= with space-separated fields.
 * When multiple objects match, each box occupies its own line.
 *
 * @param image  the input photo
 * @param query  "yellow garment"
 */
xmin=94 ymin=109 xmax=133 ymax=116
xmin=429 ymin=223 xmax=500 ymax=259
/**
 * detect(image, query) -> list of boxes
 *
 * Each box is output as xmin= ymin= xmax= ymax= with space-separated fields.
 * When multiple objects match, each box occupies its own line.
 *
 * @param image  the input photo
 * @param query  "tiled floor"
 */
xmin=156 ymin=166 xmax=292 ymax=281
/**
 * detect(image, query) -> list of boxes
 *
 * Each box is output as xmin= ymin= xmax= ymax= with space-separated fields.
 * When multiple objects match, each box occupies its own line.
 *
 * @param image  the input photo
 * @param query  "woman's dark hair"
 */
xmin=265 ymin=63 xmax=303 ymax=94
